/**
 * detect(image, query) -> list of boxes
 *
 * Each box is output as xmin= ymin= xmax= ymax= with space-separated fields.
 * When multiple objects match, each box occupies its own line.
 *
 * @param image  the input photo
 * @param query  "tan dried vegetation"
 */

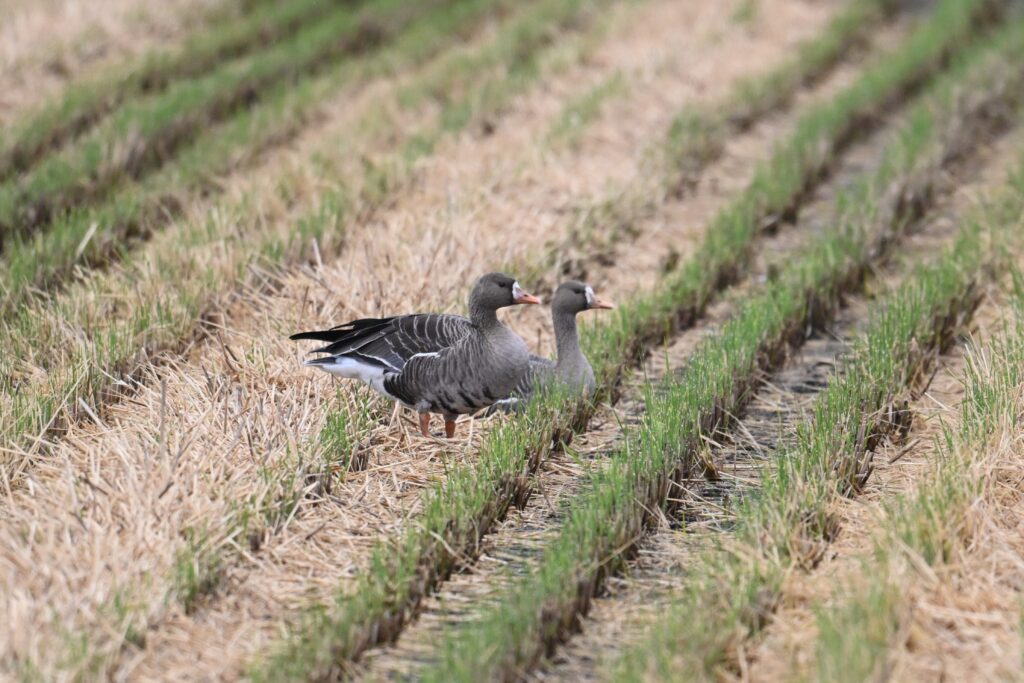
xmin=0 ymin=0 xmax=225 ymax=123
xmin=748 ymin=127 xmax=1024 ymax=683
xmin=0 ymin=0 xmax=845 ymax=680
xmin=12 ymin=0 xmax=1021 ymax=681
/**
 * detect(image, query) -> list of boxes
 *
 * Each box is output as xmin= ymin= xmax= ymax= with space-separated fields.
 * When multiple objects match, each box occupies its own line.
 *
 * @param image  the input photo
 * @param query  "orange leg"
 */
xmin=444 ymin=418 xmax=456 ymax=439
xmin=418 ymin=412 xmax=431 ymax=437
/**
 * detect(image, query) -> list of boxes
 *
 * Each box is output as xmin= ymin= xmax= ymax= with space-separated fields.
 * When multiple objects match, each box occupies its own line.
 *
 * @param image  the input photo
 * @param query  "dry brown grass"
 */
xmin=866 ymin=243 xmax=1024 ymax=683
xmin=0 ymin=0 xmax=846 ymax=679
xmin=531 ymin=116 xmax=1024 ymax=682
xmin=886 ymin=426 xmax=1024 ymax=682
xmin=750 ymin=292 xmax=1024 ymax=682
xmin=0 ymin=0 xmax=226 ymax=124
xmin=745 ymin=128 xmax=1024 ymax=682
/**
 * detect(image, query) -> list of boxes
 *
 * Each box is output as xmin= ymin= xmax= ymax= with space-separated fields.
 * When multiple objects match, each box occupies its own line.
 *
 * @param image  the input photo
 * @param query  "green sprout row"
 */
xmin=611 ymin=121 xmax=1024 ymax=683
xmin=248 ymin=1 xmax=1002 ymax=678
xmin=0 ymin=0 xmax=356 ymax=181
xmin=416 ymin=26 xmax=1024 ymax=680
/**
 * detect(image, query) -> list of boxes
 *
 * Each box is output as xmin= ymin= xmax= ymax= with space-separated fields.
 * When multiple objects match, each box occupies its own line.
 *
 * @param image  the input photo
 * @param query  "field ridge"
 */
xmin=410 ymin=32 xmax=1024 ymax=679
xmin=251 ymin=1 xmax=1002 ymax=677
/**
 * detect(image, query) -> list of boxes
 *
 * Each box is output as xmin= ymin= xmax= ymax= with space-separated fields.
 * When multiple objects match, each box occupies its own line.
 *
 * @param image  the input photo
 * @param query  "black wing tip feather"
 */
xmin=302 ymin=355 xmax=336 ymax=365
xmin=330 ymin=316 xmax=395 ymax=331
xmin=289 ymin=317 xmax=396 ymax=343
xmin=289 ymin=330 xmax=331 ymax=342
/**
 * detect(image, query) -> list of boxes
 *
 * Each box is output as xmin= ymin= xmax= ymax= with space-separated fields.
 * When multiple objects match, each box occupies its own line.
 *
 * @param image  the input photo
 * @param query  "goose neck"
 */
xmin=553 ymin=309 xmax=583 ymax=363
xmin=470 ymin=303 xmax=501 ymax=331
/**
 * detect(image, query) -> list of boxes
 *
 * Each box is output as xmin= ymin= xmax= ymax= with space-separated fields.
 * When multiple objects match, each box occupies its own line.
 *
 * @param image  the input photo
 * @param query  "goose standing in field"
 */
xmin=290 ymin=272 xmax=541 ymax=438
xmin=491 ymin=280 xmax=614 ymax=412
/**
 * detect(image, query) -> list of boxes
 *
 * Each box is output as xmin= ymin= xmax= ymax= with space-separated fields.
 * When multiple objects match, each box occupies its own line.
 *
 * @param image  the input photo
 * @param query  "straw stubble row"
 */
xmin=252 ymin=1 xmax=1001 ymax=678
xmin=412 ymin=26 xmax=1024 ymax=680
xmin=0 ymin=1 xmax=831 ymax=680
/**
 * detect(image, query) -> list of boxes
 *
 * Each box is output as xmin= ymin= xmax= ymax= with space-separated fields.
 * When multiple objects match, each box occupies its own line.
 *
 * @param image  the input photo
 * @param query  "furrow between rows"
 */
xmin=409 ymin=30 xmax=1024 ymax=679
xmin=0 ymin=0 xmax=367 ymax=183
xmin=537 ymin=122 xmax=1024 ymax=682
xmin=352 ymin=69 xmax=908 ymax=680
xmin=251 ymin=3 xmax=1003 ymax=679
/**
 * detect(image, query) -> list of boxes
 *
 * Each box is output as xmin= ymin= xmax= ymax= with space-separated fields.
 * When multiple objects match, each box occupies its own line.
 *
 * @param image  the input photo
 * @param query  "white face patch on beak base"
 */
xmin=511 ymin=281 xmax=541 ymax=304
xmin=585 ymin=286 xmax=595 ymax=307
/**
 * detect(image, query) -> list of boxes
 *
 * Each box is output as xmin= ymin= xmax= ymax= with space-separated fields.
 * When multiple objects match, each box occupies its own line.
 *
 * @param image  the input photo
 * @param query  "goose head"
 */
xmin=551 ymin=281 xmax=614 ymax=316
xmin=471 ymin=272 xmax=541 ymax=312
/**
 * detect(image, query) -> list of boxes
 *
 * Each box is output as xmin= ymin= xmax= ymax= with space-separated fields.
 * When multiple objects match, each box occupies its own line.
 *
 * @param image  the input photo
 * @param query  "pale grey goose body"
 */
xmin=290 ymin=272 xmax=540 ymax=437
xmin=491 ymin=280 xmax=614 ymax=411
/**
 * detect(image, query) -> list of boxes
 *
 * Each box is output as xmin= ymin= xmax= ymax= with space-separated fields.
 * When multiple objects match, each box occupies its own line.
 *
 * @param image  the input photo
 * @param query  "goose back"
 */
xmin=384 ymin=323 xmax=530 ymax=416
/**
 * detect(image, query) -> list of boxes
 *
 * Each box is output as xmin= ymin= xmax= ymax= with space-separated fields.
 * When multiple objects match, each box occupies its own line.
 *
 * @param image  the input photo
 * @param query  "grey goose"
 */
xmin=491 ymin=280 xmax=614 ymax=412
xmin=290 ymin=272 xmax=541 ymax=438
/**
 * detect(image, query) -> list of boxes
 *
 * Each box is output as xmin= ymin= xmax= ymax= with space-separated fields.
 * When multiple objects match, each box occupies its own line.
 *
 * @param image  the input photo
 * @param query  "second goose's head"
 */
xmin=552 ymin=281 xmax=615 ymax=316
xmin=472 ymin=272 xmax=542 ymax=312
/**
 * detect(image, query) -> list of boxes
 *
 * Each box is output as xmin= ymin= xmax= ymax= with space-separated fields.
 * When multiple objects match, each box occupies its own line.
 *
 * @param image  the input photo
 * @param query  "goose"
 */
xmin=490 ymin=280 xmax=614 ymax=412
xmin=290 ymin=272 xmax=541 ymax=438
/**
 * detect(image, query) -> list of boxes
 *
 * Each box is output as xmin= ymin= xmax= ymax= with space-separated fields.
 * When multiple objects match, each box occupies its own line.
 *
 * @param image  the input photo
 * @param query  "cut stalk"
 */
xmin=0 ymin=0 xmax=611 ymax=465
xmin=416 ymin=31 xmax=1024 ymax=682
xmin=248 ymin=2 xmax=1004 ymax=678
xmin=0 ymin=0 xmax=366 ymax=182
xmin=0 ymin=0 xmax=462 ymax=241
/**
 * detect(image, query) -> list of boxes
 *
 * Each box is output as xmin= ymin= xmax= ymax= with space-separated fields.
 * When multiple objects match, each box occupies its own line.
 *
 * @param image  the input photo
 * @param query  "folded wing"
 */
xmin=290 ymin=313 xmax=474 ymax=372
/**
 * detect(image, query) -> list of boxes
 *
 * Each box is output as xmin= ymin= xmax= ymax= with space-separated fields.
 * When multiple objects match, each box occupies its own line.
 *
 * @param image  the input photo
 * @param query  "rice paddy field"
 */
xmin=3 ymin=0 xmax=1024 ymax=680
